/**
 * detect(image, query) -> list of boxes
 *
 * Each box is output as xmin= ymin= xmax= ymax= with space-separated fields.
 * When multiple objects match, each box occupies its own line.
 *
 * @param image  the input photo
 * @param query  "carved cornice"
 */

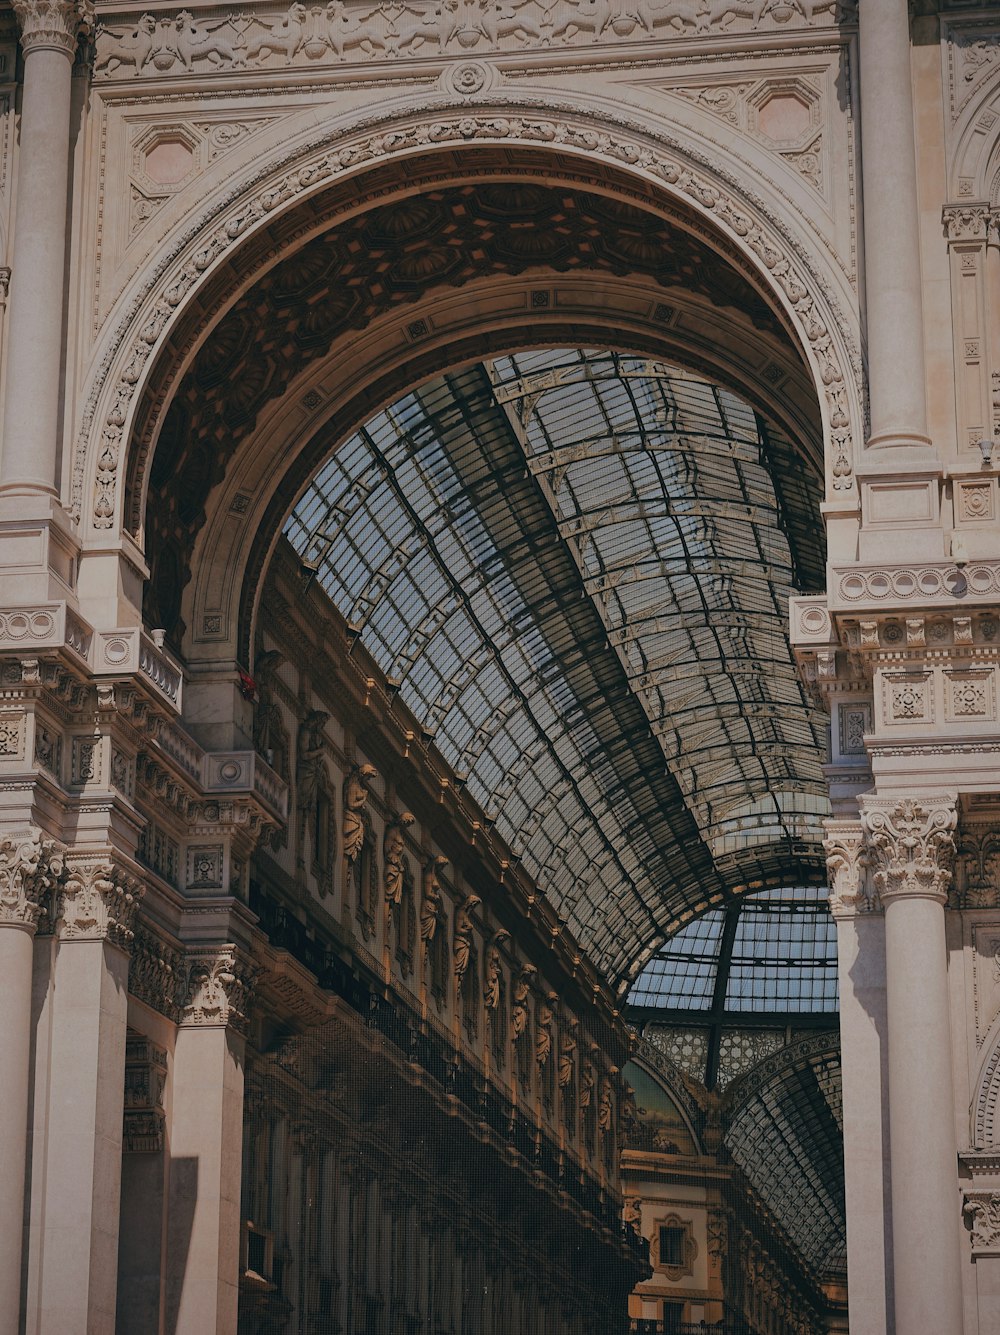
xmin=859 ymin=795 xmax=958 ymax=907
xmin=13 ymin=0 xmax=93 ymax=56
xmin=182 ymin=944 xmax=257 ymax=1034
xmin=0 ymin=830 xmax=66 ymax=932
xmin=57 ymin=857 xmax=144 ymax=949
xmin=822 ymin=819 xmax=871 ymax=917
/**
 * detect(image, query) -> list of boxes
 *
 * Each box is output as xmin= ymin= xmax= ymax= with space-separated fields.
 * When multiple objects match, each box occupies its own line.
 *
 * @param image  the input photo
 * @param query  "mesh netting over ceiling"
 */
xmin=285 ymin=349 xmax=828 ymax=986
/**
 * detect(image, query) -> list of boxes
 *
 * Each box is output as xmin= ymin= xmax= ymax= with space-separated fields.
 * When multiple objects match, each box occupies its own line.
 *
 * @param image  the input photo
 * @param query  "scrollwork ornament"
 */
xmin=57 ymin=859 xmax=143 ymax=949
xmin=859 ymin=795 xmax=958 ymax=907
xmin=0 ymin=831 xmax=66 ymax=931
xmin=13 ymin=0 xmax=94 ymax=56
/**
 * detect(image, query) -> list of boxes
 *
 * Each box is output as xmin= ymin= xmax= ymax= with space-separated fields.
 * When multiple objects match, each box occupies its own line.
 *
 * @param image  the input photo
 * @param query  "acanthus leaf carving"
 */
xmin=0 ymin=831 xmax=67 ymax=931
xmin=964 ymin=1191 xmax=1000 ymax=1255
xmin=944 ymin=203 xmax=991 ymax=242
xmin=57 ymin=858 xmax=144 ymax=949
xmin=822 ymin=818 xmax=871 ymax=916
xmin=859 ymin=795 xmax=958 ymax=907
xmin=182 ymin=944 xmax=256 ymax=1033
xmin=13 ymin=0 xmax=94 ymax=56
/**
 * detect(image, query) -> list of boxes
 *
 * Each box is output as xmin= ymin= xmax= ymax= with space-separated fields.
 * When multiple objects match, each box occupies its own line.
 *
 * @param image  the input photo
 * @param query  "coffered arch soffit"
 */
xmin=949 ymin=54 xmax=1000 ymax=202
xmin=77 ymin=87 xmax=865 ymax=548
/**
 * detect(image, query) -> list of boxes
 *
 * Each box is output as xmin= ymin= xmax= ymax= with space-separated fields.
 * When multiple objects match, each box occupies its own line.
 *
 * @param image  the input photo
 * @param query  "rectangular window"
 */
xmin=659 ymin=1225 xmax=685 ymax=1268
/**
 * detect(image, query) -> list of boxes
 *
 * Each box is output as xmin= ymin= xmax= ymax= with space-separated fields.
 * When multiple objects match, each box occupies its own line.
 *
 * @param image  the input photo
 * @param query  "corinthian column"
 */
xmin=858 ymin=0 xmax=930 ymax=450
xmin=0 ymin=833 xmax=64 ymax=1335
xmin=860 ymin=795 xmax=963 ymax=1335
xmin=1 ymin=0 xmax=93 ymax=494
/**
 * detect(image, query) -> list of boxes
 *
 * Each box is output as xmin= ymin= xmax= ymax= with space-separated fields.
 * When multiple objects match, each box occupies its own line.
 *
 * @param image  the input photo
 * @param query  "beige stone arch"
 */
xmin=949 ymin=67 xmax=1000 ymax=205
xmin=73 ymin=86 xmax=864 ymax=579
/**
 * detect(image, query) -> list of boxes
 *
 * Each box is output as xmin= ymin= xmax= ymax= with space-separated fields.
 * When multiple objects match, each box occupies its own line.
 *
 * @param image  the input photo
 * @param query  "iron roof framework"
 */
xmin=285 ymin=348 xmax=829 ymax=988
xmin=629 ymin=885 xmax=838 ymax=1083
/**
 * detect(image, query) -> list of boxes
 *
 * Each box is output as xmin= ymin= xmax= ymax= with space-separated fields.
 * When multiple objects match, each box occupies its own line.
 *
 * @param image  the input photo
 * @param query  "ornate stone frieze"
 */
xmin=93 ymin=0 xmax=849 ymax=81
xmin=964 ymin=1191 xmax=1000 ymax=1257
xmin=129 ymin=924 xmax=185 ymax=1020
xmin=0 ymin=831 xmax=66 ymax=931
xmin=182 ymin=944 xmax=257 ymax=1034
xmin=13 ymin=0 xmax=93 ymax=56
xmin=859 ymin=795 xmax=958 ymax=907
xmin=57 ymin=858 xmax=144 ymax=949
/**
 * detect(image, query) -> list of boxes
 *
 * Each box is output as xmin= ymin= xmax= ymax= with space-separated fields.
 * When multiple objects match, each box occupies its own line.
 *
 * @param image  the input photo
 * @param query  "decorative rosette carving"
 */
xmin=13 ymin=0 xmax=94 ymax=56
xmin=859 ymin=795 xmax=958 ymax=907
xmin=0 ymin=831 xmax=66 ymax=931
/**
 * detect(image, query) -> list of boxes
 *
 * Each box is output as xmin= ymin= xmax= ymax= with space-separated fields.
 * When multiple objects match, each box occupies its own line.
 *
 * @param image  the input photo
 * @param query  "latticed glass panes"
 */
xmin=286 ymin=350 xmax=827 ymax=984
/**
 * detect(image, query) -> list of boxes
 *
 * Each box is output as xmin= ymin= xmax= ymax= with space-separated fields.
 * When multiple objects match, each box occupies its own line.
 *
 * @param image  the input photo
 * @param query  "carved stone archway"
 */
xmin=74 ymin=90 xmax=864 ymax=586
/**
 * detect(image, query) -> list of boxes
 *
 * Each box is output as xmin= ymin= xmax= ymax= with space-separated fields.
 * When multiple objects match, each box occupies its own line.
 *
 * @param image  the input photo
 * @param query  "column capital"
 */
xmin=963 ymin=1191 xmax=1000 ymax=1258
xmin=943 ymin=203 xmax=991 ymax=243
xmin=823 ymin=819 xmax=872 ymax=918
xmin=0 ymin=830 xmax=66 ymax=932
xmin=12 ymin=0 xmax=94 ymax=57
xmin=859 ymin=794 xmax=958 ymax=907
xmin=56 ymin=856 xmax=143 ymax=950
xmin=181 ymin=944 xmax=257 ymax=1035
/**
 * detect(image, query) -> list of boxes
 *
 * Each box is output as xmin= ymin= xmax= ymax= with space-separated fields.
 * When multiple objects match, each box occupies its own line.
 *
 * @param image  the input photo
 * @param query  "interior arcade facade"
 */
xmin=0 ymin=0 xmax=998 ymax=1332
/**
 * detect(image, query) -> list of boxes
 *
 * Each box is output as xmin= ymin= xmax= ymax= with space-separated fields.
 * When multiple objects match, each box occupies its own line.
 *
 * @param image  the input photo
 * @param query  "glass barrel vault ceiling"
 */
xmin=285 ymin=348 xmax=829 ymax=987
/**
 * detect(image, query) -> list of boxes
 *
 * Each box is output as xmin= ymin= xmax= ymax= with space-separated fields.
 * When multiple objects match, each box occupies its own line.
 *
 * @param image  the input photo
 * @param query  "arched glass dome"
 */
xmin=627 ymin=886 xmax=838 ymax=1090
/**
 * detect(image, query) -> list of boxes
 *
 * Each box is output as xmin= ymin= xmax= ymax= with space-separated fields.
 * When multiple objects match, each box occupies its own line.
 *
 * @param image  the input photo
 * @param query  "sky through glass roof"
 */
xmin=285 ymin=349 xmax=829 ymax=985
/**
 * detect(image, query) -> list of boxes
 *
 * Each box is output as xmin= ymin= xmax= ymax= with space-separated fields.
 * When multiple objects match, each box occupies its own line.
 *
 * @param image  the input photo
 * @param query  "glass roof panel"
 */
xmin=286 ymin=349 xmax=827 ymax=984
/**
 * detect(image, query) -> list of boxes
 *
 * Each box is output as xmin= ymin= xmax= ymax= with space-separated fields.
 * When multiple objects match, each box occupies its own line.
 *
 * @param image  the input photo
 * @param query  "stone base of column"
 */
xmin=0 ymin=494 xmax=79 ymax=605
